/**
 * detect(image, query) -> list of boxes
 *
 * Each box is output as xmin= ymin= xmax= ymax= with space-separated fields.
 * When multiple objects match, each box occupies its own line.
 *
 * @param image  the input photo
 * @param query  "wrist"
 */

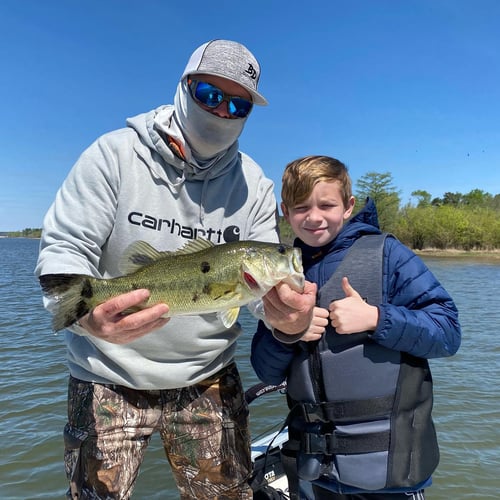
xmin=272 ymin=328 xmax=307 ymax=344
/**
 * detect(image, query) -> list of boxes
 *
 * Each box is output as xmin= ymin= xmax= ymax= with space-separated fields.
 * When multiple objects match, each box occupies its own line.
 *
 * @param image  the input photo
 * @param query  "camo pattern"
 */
xmin=64 ymin=363 xmax=252 ymax=499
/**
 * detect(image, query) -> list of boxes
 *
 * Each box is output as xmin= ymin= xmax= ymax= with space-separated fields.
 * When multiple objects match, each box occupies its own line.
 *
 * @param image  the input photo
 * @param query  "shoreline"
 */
xmin=415 ymin=248 xmax=500 ymax=261
xmin=3 ymin=236 xmax=500 ymax=261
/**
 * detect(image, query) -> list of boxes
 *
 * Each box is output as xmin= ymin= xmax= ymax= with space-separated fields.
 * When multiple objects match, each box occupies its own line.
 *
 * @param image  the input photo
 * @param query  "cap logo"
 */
xmin=245 ymin=63 xmax=257 ymax=80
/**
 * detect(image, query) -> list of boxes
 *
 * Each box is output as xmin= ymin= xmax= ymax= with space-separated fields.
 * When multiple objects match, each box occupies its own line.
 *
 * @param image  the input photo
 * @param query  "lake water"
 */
xmin=0 ymin=238 xmax=498 ymax=499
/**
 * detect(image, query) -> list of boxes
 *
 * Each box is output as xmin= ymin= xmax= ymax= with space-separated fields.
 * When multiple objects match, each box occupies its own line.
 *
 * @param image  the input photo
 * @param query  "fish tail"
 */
xmin=39 ymin=274 xmax=94 ymax=332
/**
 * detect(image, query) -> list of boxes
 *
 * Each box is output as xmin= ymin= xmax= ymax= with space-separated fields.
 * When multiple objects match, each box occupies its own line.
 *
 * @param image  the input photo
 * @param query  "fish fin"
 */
xmin=175 ymin=238 xmax=214 ymax=255
xmin=39 ymin=274 xmax=93 ymax=332
xmin=40 ymin=273 xmax=83 ymax=295
xmin=119 ymin=240 xmax=164 ymax=274
xmin=119 ymin=238 xmax=215 ymax=274
xmin=218 ymin=307 xmax=240 ymax=328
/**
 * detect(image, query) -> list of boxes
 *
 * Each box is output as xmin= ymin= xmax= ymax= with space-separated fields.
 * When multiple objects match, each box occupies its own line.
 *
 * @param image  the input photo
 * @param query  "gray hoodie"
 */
xmin=35 ymin=105 xmax=279 ymax=389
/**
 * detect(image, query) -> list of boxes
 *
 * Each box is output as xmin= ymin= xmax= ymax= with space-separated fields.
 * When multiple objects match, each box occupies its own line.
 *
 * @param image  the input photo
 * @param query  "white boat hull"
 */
xmin=250 ymin=428 xmax=290 ymax=498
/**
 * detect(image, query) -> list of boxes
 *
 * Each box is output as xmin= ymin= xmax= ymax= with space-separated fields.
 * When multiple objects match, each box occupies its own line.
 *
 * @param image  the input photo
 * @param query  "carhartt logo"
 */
xmin=127 ymin=211 xmax=242 ymax=244
xmin=245 ymin=63 xmax=257 ymax=80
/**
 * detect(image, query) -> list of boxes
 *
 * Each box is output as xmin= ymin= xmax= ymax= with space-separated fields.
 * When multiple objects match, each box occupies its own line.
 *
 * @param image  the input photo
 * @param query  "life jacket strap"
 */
xmin=300 ymin=394 xmax=394 ymax=423
xmin=302 ymin=428 xmax=391 ymax=455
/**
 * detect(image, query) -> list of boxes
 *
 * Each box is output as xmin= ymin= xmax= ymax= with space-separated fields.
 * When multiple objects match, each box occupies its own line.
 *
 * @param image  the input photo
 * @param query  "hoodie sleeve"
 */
xmin=372 ymin=238 xmax=461 ymax=359
xmin=35 ymin=132 xmax=122 ymax=279
xmin=251 ymin=320 xmax=296 ymax=385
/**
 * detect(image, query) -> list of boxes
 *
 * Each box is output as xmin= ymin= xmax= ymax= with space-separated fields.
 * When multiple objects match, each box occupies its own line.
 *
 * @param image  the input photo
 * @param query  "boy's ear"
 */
xmin=344 ymin=196 xmax=355 ymax=219
xmin=280 ymin=202 xmax=290 ymax=221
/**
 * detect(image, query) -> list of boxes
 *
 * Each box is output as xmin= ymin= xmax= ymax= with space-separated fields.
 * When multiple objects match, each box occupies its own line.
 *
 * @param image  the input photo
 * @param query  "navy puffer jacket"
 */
xmin=251 ymin=198 xmax=461 ymax=385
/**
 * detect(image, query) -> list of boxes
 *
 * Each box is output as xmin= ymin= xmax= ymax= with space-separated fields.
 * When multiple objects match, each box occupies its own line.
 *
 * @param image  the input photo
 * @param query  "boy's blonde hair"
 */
xmin=281 ymin=155 xmax=352 ymax=208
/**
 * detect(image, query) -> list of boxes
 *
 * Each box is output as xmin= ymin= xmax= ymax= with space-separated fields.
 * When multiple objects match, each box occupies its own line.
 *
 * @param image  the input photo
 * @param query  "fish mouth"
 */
xmin=282 ymin=248 xmax=304 ymax=292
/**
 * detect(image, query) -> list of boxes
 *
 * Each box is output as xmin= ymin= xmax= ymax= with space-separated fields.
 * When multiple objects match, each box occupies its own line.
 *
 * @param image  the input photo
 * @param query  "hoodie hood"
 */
xmin=126 ymin=105 xmax=240 ymax=184
xmin=348 ymin=197 xmax=380 ymax=229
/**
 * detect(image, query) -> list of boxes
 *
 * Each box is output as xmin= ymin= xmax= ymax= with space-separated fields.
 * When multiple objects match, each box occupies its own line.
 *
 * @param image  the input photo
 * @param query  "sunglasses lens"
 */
xmin=194 ymin=82 xmax=223 ymax=107
xmin=229 ymin=98 xmax=253 ymax=118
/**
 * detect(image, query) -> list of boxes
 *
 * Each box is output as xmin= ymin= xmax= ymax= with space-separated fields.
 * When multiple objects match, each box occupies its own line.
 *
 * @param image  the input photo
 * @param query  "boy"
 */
xmin=251 ymin=155 xmax=461 ymax=499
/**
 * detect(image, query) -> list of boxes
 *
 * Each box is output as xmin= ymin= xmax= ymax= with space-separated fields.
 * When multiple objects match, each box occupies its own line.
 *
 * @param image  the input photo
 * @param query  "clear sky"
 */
xmin=1 ymin=0 xmax=499 ymax=231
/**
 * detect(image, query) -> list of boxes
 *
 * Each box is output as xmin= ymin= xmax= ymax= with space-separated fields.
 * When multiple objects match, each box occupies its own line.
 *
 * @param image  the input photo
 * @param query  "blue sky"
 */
xmin=1 ymin=0 xmax=499 ymax=231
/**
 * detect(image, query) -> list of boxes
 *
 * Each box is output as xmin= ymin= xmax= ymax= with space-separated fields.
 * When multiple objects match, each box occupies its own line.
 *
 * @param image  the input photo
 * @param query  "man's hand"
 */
xmin=329 ymin=277 xmax=379 ymax=334
xmin=300 ymin=306 xmax=329 ymax=341
xmin=263 ymin=280 xmax=317 ymax=335
xmin=78 ymin=289 xmax=170 ymax=344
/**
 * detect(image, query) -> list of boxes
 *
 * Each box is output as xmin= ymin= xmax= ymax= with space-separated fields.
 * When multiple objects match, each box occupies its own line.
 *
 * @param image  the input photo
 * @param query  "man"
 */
xmin=36 ymin=40 xmax=315 ymax=500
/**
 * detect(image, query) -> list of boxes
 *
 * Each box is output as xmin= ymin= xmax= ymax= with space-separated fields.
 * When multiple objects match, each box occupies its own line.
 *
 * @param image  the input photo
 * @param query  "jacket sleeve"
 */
xmin=251 ymin=320 xmax=296 ymax=385
xmin=372 ymin=238 xmax=461 ymax=359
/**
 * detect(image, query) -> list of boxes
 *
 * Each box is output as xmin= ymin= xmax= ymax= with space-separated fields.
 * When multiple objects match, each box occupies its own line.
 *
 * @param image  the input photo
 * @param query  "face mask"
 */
xmin=173 ymin=79 xmax=247 ymax=160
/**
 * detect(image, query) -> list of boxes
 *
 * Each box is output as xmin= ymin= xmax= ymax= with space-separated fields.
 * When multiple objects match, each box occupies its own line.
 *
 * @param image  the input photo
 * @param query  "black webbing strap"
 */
xmin=280 ymin=440 xmax=301 ymax=500
xmin=302 ymin=428 xmax=391 ymax=455
xmin=301 ymin=394 xmax=394 ymax=423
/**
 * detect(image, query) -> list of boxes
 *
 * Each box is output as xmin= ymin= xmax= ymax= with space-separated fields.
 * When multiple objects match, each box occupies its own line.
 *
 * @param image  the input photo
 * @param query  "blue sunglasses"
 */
xmin=188 ymin=79 xmax=253 ymax=118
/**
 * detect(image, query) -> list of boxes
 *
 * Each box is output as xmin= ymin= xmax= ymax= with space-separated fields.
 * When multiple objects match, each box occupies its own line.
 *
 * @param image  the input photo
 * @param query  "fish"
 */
xmin=39 ymin=238 xmax=304 ymax=332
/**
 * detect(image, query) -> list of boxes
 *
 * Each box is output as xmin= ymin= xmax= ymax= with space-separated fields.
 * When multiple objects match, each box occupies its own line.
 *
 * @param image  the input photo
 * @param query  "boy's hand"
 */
xmin=263 ymin=280 xmax=317 ymax=335
xmin=329 ymin=277 xmax=379 ymax=334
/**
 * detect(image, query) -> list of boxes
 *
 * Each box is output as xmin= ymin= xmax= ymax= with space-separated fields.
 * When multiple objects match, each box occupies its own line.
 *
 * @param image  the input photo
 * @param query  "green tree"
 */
xmin=355 ymin=172 xmax=401 ymax=232
xmin=396 ymin=205 xmax=435 ymax=250
xmin=278 ymin=217 xmax=294 ymax=244
xmin=441 ymin=192 xmax=462 ymax=206
xmin=491 ymin=194 xmax=500 ymax=211
xmin=410 ymin=190 xmax=432 ymax=208
xmin=462 ymin=189 xmax=492 ymax=208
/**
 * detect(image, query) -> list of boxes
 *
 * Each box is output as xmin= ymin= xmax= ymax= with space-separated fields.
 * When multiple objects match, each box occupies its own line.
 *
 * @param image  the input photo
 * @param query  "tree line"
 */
xmin=4 ymin=228 xmax=42 ymax=238
xmin=279 ymin=172 xmax=500 ymax=251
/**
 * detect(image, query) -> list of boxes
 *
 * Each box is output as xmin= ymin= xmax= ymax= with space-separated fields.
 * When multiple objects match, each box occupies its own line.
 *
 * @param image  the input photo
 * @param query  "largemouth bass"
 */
xmin=39 ymin=238 xmax=304 ymax=332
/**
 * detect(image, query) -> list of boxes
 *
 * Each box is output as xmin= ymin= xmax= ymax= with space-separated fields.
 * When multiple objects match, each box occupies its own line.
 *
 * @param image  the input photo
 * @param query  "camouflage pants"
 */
xmin=64 ymin=363 xmax=252 ymax=500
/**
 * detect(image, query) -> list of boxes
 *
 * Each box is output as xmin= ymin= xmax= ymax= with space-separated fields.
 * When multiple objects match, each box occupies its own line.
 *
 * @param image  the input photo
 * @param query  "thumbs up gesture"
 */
xmin=328 ymin=277 xmax=379 ymax=334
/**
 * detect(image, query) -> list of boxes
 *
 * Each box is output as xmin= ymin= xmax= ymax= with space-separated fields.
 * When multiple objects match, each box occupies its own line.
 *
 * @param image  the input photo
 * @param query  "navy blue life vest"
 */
xmin=285 ymin=234 xmax=439 ymax=491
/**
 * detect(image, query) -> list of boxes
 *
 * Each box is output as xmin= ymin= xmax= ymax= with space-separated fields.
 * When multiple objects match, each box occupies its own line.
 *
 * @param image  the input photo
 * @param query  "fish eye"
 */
xmin=277 ymin=244 xmax=286 ymax=254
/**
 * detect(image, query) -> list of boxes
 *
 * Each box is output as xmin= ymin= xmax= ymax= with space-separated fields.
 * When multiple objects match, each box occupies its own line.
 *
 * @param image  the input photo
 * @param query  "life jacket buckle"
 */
xmin=302 ymin=403 xmax=328 ymax=423
xmin=301 ymin=423 xmax=339 ymax=455
xmin=302 ymin=430 xmax=328 ymax=454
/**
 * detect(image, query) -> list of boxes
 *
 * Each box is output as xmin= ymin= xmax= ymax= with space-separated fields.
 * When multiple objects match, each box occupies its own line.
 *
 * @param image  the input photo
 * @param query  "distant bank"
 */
xmin=415 ymin=248 xmax=500 ymax=261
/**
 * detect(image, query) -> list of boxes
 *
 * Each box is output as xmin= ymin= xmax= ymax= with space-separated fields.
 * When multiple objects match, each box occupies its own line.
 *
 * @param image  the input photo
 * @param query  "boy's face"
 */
xmin=282 ymin=180 xmax=355 ymax=248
